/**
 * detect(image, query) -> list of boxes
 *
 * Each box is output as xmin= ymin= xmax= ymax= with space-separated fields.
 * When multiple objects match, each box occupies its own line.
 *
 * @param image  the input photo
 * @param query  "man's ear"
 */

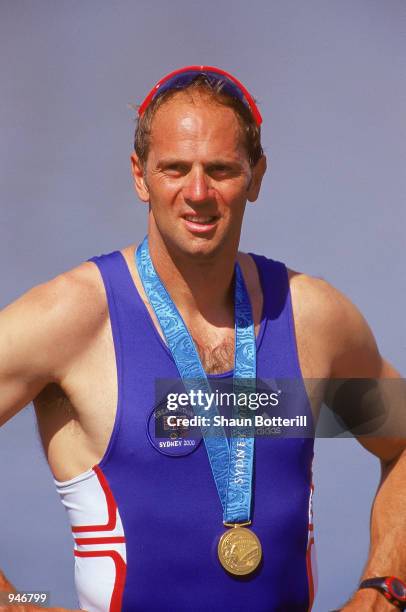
xmin=131 ymin=153 xmax=149 ymax=202
xmin=247 ymin=155 xmax=267 ymax=203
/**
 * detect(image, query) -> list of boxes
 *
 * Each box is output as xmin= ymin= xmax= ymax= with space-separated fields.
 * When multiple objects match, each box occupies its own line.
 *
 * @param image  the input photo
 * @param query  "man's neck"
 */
xmin=147 ymin=233 xmax=237 ymax=325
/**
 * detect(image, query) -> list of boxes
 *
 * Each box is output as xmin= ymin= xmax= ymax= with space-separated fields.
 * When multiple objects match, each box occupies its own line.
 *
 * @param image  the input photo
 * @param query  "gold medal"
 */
xmin=218 ymin=524 xmax=262 ymax=576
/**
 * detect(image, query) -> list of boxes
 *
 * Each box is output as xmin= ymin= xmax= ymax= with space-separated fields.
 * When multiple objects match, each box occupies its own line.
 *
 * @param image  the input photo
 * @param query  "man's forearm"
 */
xmin=364 ymin=448 xmax=406 ymax=577
xmin=0 ymin=569 xmax=16 ymax=592
xmin=343 ymin=448 xmax=406 ymax=610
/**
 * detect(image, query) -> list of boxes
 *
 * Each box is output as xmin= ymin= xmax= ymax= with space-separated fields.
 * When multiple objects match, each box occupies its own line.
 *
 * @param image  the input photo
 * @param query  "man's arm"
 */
xmin=333 ymin=368 xmax=406 ymax=611
xmin=0 ymin=263 xmax=104 ymax=611
xmin=0 ymin=278 xmax=64 ymax=426
xmin=0 ymin=263 xmax=104 ymax=426
xmin=324 ymin=285 xmax=406 ymax=611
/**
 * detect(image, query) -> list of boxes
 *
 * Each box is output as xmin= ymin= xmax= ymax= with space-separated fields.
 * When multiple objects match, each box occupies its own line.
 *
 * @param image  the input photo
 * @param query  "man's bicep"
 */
xmin=356 ymin=359 xmax=406 ymax=462
xmin=325 ymin=372 xmax=405 ymax=462
xmin=0 ymin=263 xmax=108 ymax=427
xmin=0 ymin=287 xmax=60 ymax=425
xmin=319 ymin=286 xmax=405 ymax=460
xmin=327 ymin=332 xmax=405 ymax=462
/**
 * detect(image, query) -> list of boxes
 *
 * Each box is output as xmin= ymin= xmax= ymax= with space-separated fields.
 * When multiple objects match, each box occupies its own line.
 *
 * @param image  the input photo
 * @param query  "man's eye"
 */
xmin=209 ymin=166 xmax=233 ymax=176
xmin=165 ymin=165 xmax=188 ymax=174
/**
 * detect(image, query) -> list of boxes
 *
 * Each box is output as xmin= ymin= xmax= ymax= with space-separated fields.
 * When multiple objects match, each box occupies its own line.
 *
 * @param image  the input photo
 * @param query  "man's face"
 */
xmin=132 ymin=92 xmax=265 ymax=260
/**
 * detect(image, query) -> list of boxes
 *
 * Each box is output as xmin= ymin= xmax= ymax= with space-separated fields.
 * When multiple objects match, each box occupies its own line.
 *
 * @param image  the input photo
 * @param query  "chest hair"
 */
xmin=193 ymin=335 xmax=235 ymax=375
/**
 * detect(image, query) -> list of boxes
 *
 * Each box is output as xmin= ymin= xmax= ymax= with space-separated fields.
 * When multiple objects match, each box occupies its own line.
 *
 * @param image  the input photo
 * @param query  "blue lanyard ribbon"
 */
xmin=136 ymin=237 xmax=256 ymax=523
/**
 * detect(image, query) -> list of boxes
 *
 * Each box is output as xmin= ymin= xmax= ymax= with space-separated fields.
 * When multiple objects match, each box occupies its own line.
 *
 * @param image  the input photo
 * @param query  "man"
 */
xmin=0 ymin=66 xmax=405 ymax=611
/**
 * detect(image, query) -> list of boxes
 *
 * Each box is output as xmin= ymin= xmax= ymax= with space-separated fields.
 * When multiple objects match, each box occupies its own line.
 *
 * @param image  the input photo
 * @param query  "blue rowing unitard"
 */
xmin=54 ymin=251 xmax=316 ymax=612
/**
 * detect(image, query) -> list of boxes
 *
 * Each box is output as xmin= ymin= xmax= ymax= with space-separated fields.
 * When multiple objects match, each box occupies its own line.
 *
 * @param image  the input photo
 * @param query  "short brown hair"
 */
xmin=134 ymin=75 xmax=264 ymax=168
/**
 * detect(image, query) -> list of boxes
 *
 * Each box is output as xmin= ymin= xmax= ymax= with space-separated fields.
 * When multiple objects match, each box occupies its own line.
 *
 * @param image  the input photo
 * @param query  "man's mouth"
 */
xmin=183 ymin=215 xmax=218 ymax=225
xmin=182 ymin=215 xmax=219 ymax=233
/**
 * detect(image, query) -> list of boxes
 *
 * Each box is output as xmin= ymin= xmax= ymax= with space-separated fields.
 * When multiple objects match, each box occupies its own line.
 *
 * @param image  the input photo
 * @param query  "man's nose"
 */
xmin=182 ymin=168 xmax=212 ymax=203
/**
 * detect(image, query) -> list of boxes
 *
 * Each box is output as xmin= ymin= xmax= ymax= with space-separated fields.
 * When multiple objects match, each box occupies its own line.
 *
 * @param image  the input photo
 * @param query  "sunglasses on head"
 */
xmin=138 ymin=65 xmax=262 ymax=126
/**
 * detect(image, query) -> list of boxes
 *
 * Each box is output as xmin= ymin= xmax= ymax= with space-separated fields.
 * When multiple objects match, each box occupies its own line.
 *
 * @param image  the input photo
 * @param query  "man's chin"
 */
xmin=171 ymin=234 xmax=225 ymax=261
xmin=152 ymin=224 xmax=234 ymax=262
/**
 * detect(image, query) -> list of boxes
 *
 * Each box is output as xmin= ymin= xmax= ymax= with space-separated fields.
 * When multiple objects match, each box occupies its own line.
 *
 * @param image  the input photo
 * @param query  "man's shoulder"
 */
xmin=287 ymin=268 xmax=381 ymax=377
xmin=243 ymin=250 xmax=345 ymax=318
xmin=288 ymin=268 xmax=343 ymax=317
xmin=0 ymin=258 xmax=111 ymax=387
xmin=237 ymin=251 xmax=366 ymax=331
xmin=287 ymin=267 xmax=364 ymax=329
xmin=4 ymin=259 xmax=109 ymax=341
xmin=39 ymin=260 xmax=106 ymax=318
